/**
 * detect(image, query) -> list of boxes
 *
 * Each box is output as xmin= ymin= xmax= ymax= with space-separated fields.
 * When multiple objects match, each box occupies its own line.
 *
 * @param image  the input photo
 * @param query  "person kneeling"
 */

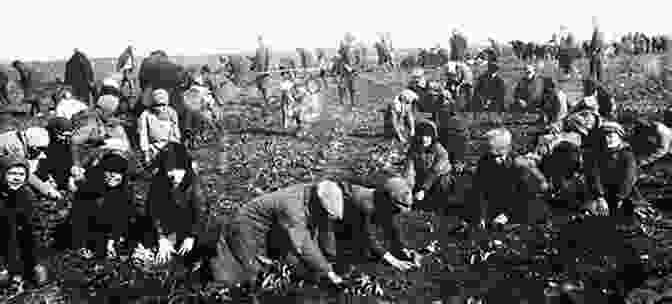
xmin=71 ymin=153 xmax=133 ymax=259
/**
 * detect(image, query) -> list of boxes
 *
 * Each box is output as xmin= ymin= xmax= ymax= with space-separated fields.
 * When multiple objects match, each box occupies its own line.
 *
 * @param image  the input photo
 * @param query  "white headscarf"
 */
xmin=316 ymin=180 xmax=344 ymax=220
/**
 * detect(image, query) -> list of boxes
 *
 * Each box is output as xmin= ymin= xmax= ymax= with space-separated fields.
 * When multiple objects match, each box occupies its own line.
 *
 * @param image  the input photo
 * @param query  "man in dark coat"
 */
xmin=589 ymin=20 xmax=605 ymax=81
xmin=450 ymin=29 xmax=468 ymax=62
xmin=337 ymin=33 xmax=358 ymax=105
xmin=65 ymin=49 xmax=95 ymax=104
xmin=254 ymin=35 xmax=272 ymax=105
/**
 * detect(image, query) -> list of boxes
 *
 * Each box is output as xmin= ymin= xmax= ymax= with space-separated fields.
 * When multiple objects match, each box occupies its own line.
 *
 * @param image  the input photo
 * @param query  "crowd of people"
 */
xmin=0 ymin=27 xmax=670 ymax=297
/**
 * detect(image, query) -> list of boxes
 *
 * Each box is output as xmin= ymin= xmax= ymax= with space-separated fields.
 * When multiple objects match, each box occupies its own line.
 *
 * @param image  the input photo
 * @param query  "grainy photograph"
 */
xmin=0 ymin=0 xmax=671 ymax=303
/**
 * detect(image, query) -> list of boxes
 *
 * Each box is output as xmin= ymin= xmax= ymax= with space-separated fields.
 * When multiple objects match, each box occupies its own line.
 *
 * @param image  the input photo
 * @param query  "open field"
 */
xmin=2 ymin=53 xmax=672 ymax=304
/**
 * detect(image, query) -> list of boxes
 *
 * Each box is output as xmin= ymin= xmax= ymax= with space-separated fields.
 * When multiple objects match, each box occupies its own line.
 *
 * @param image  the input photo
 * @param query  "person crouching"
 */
xmin=474 ymin=128 xmax=549 ymax=228
xmin=146 ymin=143 xmax=204 ymax=267
xmin=71 ymin=153 xmax=133 ymax=259
xmin=404 ymin=120 xmax=453 ymax=213
xmin=583 ymin=121 xmax=645 ymax=218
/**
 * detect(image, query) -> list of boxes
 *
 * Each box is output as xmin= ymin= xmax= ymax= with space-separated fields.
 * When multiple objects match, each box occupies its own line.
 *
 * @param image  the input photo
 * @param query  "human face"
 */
xmin=152 ymin=90 xmax=170 ymax=107
xmin=103 ymin=171 xmax=124 ymax=188
xmin=5 ymin=166 xmax=27 ymax=190
xmin=421 ymin=136 xmax=433 ymax=147
xmin=167 ymin=169 xmax=186 ymax=187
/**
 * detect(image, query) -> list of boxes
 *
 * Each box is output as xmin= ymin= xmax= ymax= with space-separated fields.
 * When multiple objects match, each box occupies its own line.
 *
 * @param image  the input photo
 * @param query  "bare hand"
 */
xmin=177 ymin=237 xmax=195 ymax=256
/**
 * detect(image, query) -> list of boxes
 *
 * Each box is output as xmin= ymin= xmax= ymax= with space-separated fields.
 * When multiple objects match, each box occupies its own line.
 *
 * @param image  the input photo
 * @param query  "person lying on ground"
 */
xmin=474 ymin=128 xmax=550 ymax=229
xmin=404 ymin=120 xmax=453 ymax=211
xmin=70 ymin=153 xmax=133 ymax=260
xmin=384 ymin=89 xmax=417 ymax=143
xmin=0 ymin=126 xmax=61 ymax=200
xmin=146 ymin=143 xmax=205 ymax=266
xmin=137 ymin=88 xmax=181 ymax=164
xmin=0 ymin=155 xmax=48 ymax=287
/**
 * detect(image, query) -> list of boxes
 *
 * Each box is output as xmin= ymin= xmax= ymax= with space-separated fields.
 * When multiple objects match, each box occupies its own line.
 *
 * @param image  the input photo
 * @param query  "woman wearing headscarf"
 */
xmin=313 ymin=178 xmax=418 ymax=274
xmin=146 ymin=143 xmax=204 ymax=265
xmin=0 ymin=155 xmax=47 ymax=286
xmin=65 ymin=49 xmax=95 ymax=103
xmin=583 ymin=121 xmax=645 ymax=217
xmin=0 ymin=126 xmax=61 ymax=200
xmin=404 ymin=120 xmax=453 ymax=212
xmin=474 ymin=128 xmax=549 ymax=228
xmin=71 ymin=153 xmax=133 ymax=259
xmin=137 ymin=88 xmax=181 ymax=164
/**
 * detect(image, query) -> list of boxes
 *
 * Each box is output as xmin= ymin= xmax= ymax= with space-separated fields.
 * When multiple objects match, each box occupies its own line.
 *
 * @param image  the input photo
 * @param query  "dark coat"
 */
xmin=474 ymin=72 xmax=506 ymax=112
xmin=585 ymin=144 xmax=638 ymax=202
xmin=65 ymin=51 xmax=95 ymax=101
xmin=146 ymin=143 xmax=205 ymax=241
xmin=0 ymin=157 xmax=37 ymax=277
xmin=319 ymin=182 xmax=408 ymax=263
xmin=71 ymin=165 xmax=133 ymax=255
xmin=474 ymin=152 xmax=540 ymax=221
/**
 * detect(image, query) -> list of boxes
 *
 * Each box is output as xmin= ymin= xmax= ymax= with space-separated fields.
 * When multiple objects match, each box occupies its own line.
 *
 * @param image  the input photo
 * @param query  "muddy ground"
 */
xmin=3 ymin=54 xmax=672 ymax=304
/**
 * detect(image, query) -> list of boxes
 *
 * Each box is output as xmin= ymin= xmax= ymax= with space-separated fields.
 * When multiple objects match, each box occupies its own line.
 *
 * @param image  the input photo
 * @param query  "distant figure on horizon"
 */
xmin=589 ymin=17 xmax=605 ymax=82
xmin=253 ymin=35 xmax=272 ymax=105
xmin=117 ymin=46 xmax=137 ymax=95
xmin=65 ymin=49 xmax=95 ymax=104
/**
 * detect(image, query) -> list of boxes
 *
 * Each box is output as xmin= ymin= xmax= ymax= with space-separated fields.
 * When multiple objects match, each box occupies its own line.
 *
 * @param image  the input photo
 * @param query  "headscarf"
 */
xmin=379 ymin=177 xmax=413 ymax=210
xmin=99 ymin=153 xmax=129 ymax=174
xmin=315 ymin=180 xmax=344 ymax=220
xmin=24 ymin=127 xmax=50 ymax=149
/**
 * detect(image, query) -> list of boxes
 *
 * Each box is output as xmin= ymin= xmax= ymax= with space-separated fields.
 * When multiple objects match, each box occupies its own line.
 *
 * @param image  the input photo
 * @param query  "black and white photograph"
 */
xmin=0 ymin=0 xmax=671 ymax=303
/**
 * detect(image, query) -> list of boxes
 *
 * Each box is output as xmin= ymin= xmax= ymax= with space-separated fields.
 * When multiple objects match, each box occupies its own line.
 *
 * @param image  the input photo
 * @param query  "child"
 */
xmin=0 ymin=156 xmax=47 ymax=286
xmin=71 ymin=153 xmax=133 ymax=259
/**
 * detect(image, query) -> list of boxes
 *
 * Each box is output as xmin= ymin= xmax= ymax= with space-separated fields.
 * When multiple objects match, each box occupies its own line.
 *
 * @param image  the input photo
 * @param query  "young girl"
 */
xmin=146 ymin=143 xmax=204 ymax=265
xmin=71 ymin=153 xmax=133 ymax=259
xmin=0 ymin=156 xmax=47 ymax=286
xmin=137 ymin=89 xmax=181 ymax=164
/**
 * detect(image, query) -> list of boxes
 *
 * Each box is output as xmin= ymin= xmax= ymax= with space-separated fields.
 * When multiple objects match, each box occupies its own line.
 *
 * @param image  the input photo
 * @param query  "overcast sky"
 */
xmin=2 ymin=0 xmax=668 ymax=61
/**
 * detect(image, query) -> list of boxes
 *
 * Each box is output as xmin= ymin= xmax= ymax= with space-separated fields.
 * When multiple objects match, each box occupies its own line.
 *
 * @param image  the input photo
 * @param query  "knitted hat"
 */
xmin=99 ymin=153 xmax=129 ymax=174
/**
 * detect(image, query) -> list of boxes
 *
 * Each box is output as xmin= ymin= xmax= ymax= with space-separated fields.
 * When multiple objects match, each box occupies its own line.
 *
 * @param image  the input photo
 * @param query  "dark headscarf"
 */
xmin=99 ymin=153 xmax=129 ymax=175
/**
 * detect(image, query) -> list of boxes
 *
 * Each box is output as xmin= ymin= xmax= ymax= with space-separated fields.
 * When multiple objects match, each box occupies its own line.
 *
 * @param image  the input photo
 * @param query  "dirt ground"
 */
xmin=3 ymin=54 xmax=672 ymax=304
